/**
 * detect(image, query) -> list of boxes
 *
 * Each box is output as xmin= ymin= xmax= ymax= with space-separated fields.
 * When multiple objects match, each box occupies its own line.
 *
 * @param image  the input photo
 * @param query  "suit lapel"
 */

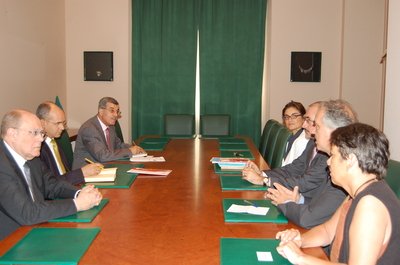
xmin=0 ymin=141 xmax=33 ymax=200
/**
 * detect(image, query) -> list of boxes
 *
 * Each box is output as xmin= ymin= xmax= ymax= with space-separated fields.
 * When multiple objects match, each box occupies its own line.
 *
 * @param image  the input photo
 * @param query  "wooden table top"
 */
xmin=0 ymin=137 xmax=327 ymax=264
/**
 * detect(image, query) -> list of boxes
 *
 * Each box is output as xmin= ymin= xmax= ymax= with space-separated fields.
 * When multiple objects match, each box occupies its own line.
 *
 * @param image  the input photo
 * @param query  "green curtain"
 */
xmin=199 ymin=0 xmax=266 ymax=145
xmin=132 ymin=0 xmax=198 ymax=140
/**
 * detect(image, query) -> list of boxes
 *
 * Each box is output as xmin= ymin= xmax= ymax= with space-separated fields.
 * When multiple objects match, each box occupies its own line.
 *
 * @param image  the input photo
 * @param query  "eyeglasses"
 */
xmin=15 ymin=128 xmax=46 ymax=138
xmin=283 ymin=113 xmax=302 ymax=121
xmin=304 ymin=116 xmax=316 ymax=126
xmin=103 ymin=107 xmax=121 ymax=116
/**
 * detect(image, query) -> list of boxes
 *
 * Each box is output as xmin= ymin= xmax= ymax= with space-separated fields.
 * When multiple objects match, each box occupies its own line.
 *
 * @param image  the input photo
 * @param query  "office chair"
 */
xmin=164 ymin=114 xmax=195 ymax=137
xmin=200 ymin=114 xmax=231 ymax=138
xmin=114 ymin=120 xmax=124 ymax=142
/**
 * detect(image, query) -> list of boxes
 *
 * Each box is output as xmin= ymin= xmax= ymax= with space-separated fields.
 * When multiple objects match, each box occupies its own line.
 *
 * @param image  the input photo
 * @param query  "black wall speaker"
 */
xmin=84 ymin=51 xmax=113 ymax=81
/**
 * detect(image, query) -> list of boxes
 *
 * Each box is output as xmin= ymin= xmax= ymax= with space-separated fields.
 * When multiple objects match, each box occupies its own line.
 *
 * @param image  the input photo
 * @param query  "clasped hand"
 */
xmin=276 ymin=229 xmax=303 ymax=264
xmin=241 ymin=161 xmax=264 ymax=185
xmin=75 ymin=184 xmax=103 ymax=211
xmin=265 ymin=183 xmax=300 ymax=205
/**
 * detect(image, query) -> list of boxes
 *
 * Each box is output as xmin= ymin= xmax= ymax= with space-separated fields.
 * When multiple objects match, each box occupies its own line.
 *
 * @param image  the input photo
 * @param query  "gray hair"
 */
xmin=36 ymin=101 xmax=55 ymax=120
xmin=98 ymin=97 xmax=119 ymax=110
xmin=321 ymin=99 xmax=358 ymax=129
xmin=1 ymin=110 xmax=23 ymax=137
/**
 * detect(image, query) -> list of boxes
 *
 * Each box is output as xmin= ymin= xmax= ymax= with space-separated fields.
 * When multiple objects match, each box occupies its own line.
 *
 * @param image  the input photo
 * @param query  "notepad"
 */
xmin=214 ymin=164 xmax=242 ymax=175
xmin=49 ymin=198 xmax=109 ymax=223
xmin=220 ymin=150 xmax=255 ymax=160
xmin=222 ymin=198 xmax=288 ymax=223
xmin=90 ymin=163 xmax=140 ymax=189
xmin=220 ymin=238 xmax=291 ymax=265
xmin=220 ymin=176 xmax=267 ymax=191
xmin=84 ymin=167 xmax=117 ymax=182
xmin=0 ymin=227 xmax=100 ymax=264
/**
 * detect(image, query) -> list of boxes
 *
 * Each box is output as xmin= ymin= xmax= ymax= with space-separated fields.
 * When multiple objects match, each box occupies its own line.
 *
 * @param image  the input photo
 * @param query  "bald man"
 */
xmin=0 ymin=109 xmax=102 ymax=240
xmin=36 ymin=101 xmax=102 ymax=185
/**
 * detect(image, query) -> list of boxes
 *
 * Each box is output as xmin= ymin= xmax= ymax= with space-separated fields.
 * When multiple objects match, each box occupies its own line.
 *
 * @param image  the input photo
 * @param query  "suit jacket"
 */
xmin=0 ymin=140 xmax=78 ymax=240
xmin=73 ymin=115 xmax=131 ymax=169
xmin=265 ymin=140 xmax=346 ymax=228
xmin=40 ymin=141 xmax=84 ymax=185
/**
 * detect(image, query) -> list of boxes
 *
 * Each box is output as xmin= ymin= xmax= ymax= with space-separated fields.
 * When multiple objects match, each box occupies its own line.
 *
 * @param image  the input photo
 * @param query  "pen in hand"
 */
xmin=85 ymin=158 xmax=104 ymax=169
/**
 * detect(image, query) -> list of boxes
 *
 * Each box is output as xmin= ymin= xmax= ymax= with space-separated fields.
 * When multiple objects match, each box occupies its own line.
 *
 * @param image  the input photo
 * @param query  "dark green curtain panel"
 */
xmin=199 ymin=0 xmax=266 ymax=145
xmin=132 ymin=0 xmax=198 ymax=139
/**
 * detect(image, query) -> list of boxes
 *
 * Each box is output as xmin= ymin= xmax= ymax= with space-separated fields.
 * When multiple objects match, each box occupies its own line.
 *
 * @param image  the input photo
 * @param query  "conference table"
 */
xmin=0 ymin=137 xmax=328 ymax=264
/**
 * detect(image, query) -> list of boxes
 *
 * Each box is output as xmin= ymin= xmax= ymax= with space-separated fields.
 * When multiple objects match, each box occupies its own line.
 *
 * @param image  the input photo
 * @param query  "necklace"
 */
xmin=298 ymin=63 xmax=313 ymax=74
xmin=353 ymin=178 xmax=376 ymax=198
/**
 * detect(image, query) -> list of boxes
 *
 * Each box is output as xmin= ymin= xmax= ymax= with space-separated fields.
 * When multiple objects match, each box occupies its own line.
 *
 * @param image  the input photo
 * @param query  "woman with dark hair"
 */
xmin=276 ymin=123 xmax=400 ymax=264
xmin=281 ymin=100 xmax=309 ymax=166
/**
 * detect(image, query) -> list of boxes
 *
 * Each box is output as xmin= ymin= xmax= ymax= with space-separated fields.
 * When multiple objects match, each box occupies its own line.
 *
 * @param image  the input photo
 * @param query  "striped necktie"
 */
xmin=50 ymin=138 xmax=66 ymax=174
xmin=105 ymin=127 xmax=112 ymax=150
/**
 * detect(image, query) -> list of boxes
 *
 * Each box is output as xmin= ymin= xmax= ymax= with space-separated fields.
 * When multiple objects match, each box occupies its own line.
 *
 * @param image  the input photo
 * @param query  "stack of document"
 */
xmin=127 ymin=167 xmax=172 ymax=176
xmin=130 ymin=155 xmax=166 ymax=162
xmin=210 ymin=157 xmax=248 ymax=171
xmin=84 ymin=167 xmax=117 ymax=182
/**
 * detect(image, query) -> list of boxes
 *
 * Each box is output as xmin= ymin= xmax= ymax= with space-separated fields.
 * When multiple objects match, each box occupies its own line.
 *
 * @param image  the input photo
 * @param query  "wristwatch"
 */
xmin=263 ymin=175 xmax=270 ymax=187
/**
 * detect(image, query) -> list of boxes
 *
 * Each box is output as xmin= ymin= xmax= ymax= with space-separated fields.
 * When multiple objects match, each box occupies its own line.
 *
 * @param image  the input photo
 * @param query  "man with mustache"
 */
xmin=73 ymin=97 xmax=145 ymax=168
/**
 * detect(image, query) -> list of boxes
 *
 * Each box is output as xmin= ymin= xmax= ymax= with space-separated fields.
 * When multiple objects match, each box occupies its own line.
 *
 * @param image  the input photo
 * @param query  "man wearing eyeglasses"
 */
xmin=72 ymin=97 xmax=145 ymax=168
xmin=242 ymin=100 xmax=352 ymax=229
xmin=0 ymin=109 xmax=102 ymax=240
xmin=36 ymin=101 xmax=103 ymax=185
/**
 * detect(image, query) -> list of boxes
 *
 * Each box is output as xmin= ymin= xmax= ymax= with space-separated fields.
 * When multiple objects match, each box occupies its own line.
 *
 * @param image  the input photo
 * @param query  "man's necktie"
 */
xmin=309 ymin=147 xmax=317 ymax=166
xmin=51 ymin=139 xmax=66 ymax=174
xmin=23 ymin=162 xmax=35 ymax=201
xmin=105 ymin=127 xmax=111 ymax=150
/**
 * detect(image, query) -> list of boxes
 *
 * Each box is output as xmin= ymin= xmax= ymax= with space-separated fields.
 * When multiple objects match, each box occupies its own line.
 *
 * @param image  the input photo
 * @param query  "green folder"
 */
xmin=0 ymin=227 xmax=100 ymax=265
xmin=49 ymin=198 xmax=109 ymax=223
xmin=220 ymin=176 xmax=267 ymax=191
xmin=214 ymin=164 xmax=242 ymax=175
xmin=220 ymin=238 xmax=291 ymax=265
xmin=219 ymin=143 xmax=249 ymax=151
xmin=220 ymin=150 xmax=254 ymax=160
xmin=140 ymin=141 xmax=168 ymax=151
xmin=91 ymin=163 xmax=140 ymax=189
xmin=219 ymin=138 xmax=246 ymax=144
xmin=140 ymin=137 xmax=170 ymax=144
xmin=222 ymin=198 xmax=288 ymax=223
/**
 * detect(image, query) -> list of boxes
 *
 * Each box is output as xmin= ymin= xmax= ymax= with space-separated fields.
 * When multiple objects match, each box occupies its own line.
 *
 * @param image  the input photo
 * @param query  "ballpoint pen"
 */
xmin=85 ymin=158 xmax=104 ymax=169
xmin=233 ymin=152 xmax=244 ymax=157
xmin=244 ymin=199 xmax=257 ymax=207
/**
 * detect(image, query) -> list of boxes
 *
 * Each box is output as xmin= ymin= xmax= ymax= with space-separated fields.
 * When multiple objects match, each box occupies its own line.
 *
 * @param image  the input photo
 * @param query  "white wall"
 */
xmin=384 ymin=0 xmax=400 ymax=160
xmin=1 ymin=0 xmax=393 ymax=155
xmin=264 ymin=0 xmax=385 ymax=129
xmin=65 ymin=0 xmax=132 ymax=140
xmin=341 ymin=0 xmax=385 ymax=128
xmin=0 ymin=0 xmax=66 ymax=116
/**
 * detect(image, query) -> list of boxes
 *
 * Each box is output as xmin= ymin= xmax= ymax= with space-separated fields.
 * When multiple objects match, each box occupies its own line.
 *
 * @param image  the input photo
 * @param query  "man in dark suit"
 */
xmin=72 ymin=97 xmax=145 ymax=169
xmin=243 ymin=100 xmax=357 ymax=228
xmin=0 ymin=109 xmax=102 ymax=240
xmin=36 ymin=102 xmax=103 ymax=185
